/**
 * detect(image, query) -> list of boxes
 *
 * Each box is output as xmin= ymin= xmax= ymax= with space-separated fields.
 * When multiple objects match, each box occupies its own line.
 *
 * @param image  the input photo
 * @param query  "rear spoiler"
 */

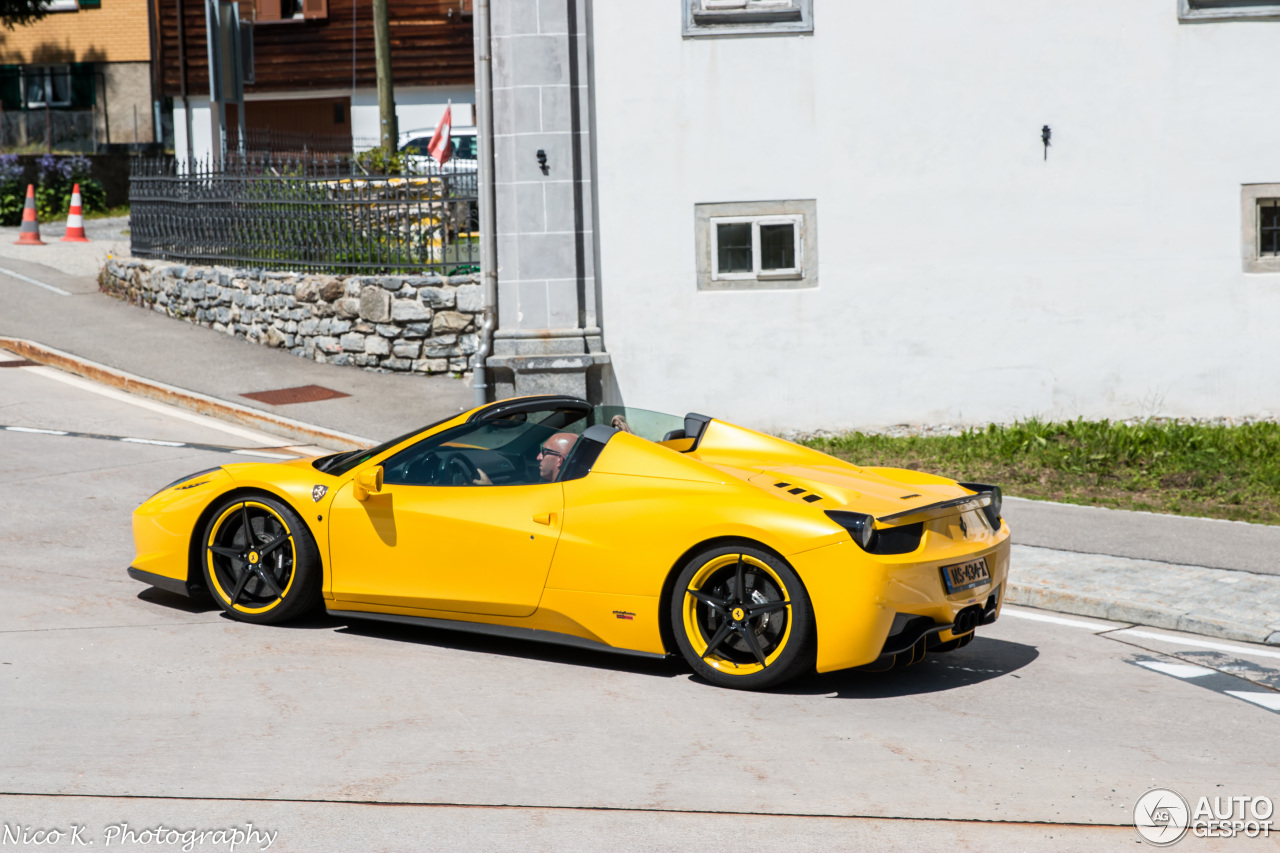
xmin=876 ymin=492 xmax=992 ymax=526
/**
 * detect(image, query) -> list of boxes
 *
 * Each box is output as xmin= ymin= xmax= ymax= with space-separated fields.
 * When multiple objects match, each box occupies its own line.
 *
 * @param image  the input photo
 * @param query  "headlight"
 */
xmin=825 ymin=510 xmax=878 ymax=552
xmin=148 ymin=467 xmax=221 ymax=500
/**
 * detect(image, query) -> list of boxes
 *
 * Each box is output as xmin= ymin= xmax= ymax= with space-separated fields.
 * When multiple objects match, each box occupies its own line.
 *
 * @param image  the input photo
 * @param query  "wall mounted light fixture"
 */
xmin=1041 ymin=125 xmax=1051 ymax=161
xmin=536 ymin=149 xmax=549 ymax=174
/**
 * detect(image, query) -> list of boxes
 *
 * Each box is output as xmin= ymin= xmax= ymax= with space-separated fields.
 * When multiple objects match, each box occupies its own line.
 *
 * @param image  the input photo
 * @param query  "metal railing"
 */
xmin=129 ymin=155 xmax=480 ymax=274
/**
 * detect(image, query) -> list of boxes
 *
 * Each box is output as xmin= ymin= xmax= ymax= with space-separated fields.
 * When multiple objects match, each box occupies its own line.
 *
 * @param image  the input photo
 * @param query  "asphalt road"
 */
xmin=3 ymin=359 xmax=1279 ymax=852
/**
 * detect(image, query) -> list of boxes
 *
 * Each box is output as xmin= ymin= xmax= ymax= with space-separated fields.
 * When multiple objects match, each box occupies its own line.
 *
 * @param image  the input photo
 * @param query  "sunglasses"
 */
xmin=538 ymin=447 xmax=565 ymax=459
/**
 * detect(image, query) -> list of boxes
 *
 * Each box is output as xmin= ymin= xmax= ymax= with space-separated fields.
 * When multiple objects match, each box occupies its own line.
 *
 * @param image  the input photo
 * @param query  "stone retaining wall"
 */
xmin=100 ymin=258 xmax=482 ymax=375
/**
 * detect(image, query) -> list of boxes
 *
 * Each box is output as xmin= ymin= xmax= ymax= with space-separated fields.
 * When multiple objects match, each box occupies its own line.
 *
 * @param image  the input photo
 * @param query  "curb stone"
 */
xmin=0 ymin=336 xmax=374 ymax=452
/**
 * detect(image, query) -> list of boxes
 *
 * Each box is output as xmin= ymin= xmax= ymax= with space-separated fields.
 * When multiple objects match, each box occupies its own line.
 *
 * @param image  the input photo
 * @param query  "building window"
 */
xmin=696 ymin=200 xmax=817 ymax=291
xmin=711 ymin=215 xmax=803 ymax=281
xmin=1261 ymin=201 xmax=1280 ymax=257
xmin=1241 ymin=185 xmax=1280 ymax=273
xmin=1179 ymin=0 xmax=1280 ymax=21
xmin=23 ymin=67 xmax=71 ymax=108
xmin=683 ymin=0 xmax=812 ymax=38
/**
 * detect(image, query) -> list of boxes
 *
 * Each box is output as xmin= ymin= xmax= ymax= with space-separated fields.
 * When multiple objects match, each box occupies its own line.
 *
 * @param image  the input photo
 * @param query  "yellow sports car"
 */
xmin=129 ymin=396 xmax=1010 ymax=690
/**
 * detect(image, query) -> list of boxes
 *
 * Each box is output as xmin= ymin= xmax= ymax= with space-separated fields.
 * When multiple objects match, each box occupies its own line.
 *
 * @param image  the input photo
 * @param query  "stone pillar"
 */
xmin=486 ymin=0 xmax=608 ymax=402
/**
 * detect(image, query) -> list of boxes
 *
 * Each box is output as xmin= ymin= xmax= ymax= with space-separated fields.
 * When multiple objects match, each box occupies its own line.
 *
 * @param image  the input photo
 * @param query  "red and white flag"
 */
xmin=428 ymin=102 xmax=452 ymax=166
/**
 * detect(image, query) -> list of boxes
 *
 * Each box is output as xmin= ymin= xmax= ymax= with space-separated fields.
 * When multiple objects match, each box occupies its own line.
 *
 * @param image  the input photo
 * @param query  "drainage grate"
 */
xmin=0 ymin=359 xmax=39 ymax=368
xmin=241 ymin=385 xmax=351 ymax=406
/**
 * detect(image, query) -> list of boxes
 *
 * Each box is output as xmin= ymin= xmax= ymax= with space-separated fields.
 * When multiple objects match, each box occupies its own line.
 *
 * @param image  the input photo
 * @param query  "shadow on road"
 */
xmin=135 ymin=587 xmax=218 ymax=614
xmin=782 ymin=636 xmax=1040 ymax=698
xmin=332 ymin=618 xmax=687 ymax=679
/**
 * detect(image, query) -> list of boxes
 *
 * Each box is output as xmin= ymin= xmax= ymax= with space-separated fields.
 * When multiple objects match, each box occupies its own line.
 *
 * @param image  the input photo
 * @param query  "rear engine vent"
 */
xmin=802 ymin=494 xmax=822 ymax=503
xmin=872 ymin=522 xmax=924 ymax=555
xmin=774 ymin=482 xmax=790 ymax=488
xmin=787 ymin=487 xmax=805 ymax=495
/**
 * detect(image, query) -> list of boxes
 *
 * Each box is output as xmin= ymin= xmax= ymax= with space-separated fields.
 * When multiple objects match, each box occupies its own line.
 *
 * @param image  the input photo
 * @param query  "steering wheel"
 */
xmin=445 ymin=453 xmax=482 ymax=486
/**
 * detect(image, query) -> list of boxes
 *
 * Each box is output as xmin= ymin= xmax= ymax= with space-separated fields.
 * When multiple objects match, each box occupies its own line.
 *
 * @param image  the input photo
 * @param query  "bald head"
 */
xmin=538 ymin=432 xmax=579 ymax=481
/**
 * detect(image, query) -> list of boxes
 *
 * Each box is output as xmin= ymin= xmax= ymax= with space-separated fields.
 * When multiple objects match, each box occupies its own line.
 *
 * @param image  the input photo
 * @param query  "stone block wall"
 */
xmin=100 ymin=259 xmax=483 ymax=375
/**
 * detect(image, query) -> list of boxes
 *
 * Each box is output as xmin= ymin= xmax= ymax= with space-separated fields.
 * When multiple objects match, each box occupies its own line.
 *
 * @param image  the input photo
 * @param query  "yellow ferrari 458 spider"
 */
xmin=130 ymin=396 xmax=1010 ymax=690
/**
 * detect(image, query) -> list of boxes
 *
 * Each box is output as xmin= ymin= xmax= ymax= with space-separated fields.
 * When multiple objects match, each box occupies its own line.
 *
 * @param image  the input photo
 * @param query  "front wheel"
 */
xmin=201 ymin=494 xmax=321 ymax=624
xmin=671 ymin=545 xmax=815 ymax=690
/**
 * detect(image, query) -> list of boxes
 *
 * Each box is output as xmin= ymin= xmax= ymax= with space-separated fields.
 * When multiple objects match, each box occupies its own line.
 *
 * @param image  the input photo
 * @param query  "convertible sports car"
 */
xmin=129 ymin=396 xmax=1010 ymax=690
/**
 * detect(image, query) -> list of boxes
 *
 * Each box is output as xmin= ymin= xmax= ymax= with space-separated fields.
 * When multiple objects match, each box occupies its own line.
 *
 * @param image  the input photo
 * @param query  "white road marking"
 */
xmin=4 ymin=426 xmax=69 ymax=435
xmin=231 ymin=449 xmax=296 ymax=459
xmin=1135 ymin=661 xmax=1216 ymax=679
xmin=1115 ymin=629 xmax=1280 ymax=661
xmin=1225 ymin=691 xmax=1280 ymax=711
xmin=1001 ymin=608 xmax=1113 ymax=630
xmin=0 ymin=266 xmax=71 ymax=296
xmin=120 ymin=437 xmax=186 ymax=447
xmin=23 ymin=365 xmax=292 ymax=446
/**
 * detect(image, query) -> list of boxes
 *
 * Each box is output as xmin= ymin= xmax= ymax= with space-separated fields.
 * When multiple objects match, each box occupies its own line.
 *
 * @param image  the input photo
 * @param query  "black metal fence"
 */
xmin=129 ymin=156 xmax=480 ymax=274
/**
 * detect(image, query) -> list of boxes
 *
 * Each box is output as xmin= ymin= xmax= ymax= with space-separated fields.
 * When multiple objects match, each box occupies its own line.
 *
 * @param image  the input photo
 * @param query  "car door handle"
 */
xmin=532 ymin=512 xmax=556 ymax=526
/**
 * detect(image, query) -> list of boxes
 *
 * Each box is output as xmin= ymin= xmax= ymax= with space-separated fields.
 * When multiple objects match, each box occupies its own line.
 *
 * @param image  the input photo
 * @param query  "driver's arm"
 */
xmin=472 ymin=468 xmax=493 ymax=486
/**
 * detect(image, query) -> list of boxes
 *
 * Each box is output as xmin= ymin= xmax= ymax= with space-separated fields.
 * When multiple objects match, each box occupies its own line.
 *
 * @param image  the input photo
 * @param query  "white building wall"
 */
xmin=589 ymin=1 xmax=1280 ymax=432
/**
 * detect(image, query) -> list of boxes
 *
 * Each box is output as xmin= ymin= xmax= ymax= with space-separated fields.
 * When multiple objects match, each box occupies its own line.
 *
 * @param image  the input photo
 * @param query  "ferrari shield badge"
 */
xmin=312 ymin=485 xmax=328 ymax=502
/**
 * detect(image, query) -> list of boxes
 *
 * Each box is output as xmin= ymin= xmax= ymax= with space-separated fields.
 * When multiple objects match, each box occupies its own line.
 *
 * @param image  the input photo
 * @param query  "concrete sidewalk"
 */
xmin=2 ymin=236 xmax=1277 ymax=645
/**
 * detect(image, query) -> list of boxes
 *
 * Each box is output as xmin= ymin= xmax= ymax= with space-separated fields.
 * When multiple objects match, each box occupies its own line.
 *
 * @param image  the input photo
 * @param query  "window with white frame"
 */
xmin=1179 ymin=0 xmax=1280 ymax=21
xmin=711 ymin=215 xmax=803 ymax=281
xmin=23 ymin=67 xmax=72 ymax=109
xmin=696 ymin=200 xmax=817 ymax=291
xmin=683 ymin=0 xmax=811 ymax=37
xmin=1240 ymin=185 xmax=1280 ymax=273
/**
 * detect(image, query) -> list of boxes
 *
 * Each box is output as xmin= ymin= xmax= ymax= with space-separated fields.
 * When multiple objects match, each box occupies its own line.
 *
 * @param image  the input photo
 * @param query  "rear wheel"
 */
xmin=201 ymin=494 xmax=321 ymax=624
xmin=672 ymin=545 xmax=815 ymax=690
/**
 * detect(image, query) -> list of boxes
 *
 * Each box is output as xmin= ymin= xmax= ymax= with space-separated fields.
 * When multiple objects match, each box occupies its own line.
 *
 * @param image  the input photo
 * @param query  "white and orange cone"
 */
xmin=14 ymin=184 xmax=44 ymax=246
xmin=61 ymin=183 xmax=89 ymax=243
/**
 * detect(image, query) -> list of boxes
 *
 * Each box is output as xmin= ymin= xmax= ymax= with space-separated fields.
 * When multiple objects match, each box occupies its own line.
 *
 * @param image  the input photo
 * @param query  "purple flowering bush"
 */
xmin=35 ymin=153 xmax=105 ymax=220
xmin=0 ymin=154 xmax=26 ymax=226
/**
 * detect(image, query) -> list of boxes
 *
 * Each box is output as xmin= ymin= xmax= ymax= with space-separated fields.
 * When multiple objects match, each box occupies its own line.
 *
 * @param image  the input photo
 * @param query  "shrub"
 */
xmin=0 ymin=154 xmax=24 ymax=226
xmin=35 ymin=154 xmax=106 ymax=220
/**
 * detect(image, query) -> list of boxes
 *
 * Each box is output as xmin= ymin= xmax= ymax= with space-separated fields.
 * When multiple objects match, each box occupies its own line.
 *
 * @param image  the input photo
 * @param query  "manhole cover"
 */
xmin=0 ymin=359 xmax=39 ymax=368
xmin=241 ymin=385 xmax=350 ymax=405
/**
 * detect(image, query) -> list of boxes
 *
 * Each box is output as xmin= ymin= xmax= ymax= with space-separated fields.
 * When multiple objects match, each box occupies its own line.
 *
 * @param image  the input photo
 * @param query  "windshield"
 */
xmin=312 ymin=413 xmax=461 ymax=477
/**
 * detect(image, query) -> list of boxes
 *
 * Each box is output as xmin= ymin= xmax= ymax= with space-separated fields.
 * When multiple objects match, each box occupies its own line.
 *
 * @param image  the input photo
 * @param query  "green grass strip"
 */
xmin=801 ymin=418 xmax=1280 ymax=526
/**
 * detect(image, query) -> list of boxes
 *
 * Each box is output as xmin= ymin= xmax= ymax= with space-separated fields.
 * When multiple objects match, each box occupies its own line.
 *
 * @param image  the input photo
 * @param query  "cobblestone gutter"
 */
xmin=100 ymin=258 xmax=482 ymax=376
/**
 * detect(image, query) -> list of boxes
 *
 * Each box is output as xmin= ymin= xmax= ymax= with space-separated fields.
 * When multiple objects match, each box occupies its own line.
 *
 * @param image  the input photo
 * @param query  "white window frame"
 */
xmin=710 ymin=214 xmax=804 ymax=282
xmin=1241 ymin=184 xmax=1280 ymax=273
xmin=702 ymin=0 xmax=793 ymax=9
xmin=24 ymin=66 xmax=72 ymax=109
xmin=1179 ymin=0 xmax=1280 ymax=21
xmin=683 ymin=0 xmax=811 ymax=38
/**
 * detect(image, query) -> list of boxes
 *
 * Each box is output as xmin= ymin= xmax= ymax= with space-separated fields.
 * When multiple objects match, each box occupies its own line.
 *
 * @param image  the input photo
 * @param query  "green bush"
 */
xmin=0 ymin=154 xmax=24 ymax=226
xmin=34 ymin=153 xmax=106 ymax=220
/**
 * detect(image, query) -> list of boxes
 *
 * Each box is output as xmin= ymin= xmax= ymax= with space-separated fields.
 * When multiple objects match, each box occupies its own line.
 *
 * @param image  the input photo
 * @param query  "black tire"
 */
xmin=200 ymin=493 xmax=321 ymax=625
xmin=671 ymin=544 xmax=815 ymax=690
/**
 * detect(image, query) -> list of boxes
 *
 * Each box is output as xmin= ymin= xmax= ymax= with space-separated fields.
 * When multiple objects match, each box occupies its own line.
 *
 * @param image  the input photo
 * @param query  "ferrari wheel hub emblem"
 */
xmin=312 ymin=485 xmax=328 ymax=502
xmin=732 ymin=607 xmax=746 ymax=621
xmin=248 ymin=551 xmax=260 ymax=565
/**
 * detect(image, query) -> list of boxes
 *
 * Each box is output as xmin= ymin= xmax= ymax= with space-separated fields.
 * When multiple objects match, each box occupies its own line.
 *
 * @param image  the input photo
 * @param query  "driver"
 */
xmin=537 ymin=432 xmax=579 ymax=482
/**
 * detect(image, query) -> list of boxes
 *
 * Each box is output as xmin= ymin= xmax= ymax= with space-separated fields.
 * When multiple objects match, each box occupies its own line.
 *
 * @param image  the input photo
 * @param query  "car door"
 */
xmin=327 ymin=420 xmax=566 ymax=617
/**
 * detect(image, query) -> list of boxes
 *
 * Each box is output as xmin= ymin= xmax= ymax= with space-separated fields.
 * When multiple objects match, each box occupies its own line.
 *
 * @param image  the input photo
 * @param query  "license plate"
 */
xmin=941 ymin=557 xmax=991 ymax=594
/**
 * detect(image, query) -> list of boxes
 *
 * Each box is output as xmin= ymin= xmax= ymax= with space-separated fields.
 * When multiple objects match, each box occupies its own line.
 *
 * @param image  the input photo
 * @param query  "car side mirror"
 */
xmin=353 ymin=466 xmax=384 ymax=502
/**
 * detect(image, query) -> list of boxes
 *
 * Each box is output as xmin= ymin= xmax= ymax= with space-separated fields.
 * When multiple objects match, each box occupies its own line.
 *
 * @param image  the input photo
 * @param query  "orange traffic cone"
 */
xmin=14 ymin=184 xmax=44 ymax=245
xmin=61 ymin=183 xmax=89 ymax=243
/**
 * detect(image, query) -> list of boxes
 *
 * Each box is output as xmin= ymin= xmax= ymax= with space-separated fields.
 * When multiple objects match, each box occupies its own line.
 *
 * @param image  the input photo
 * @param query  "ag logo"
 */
xmin=1134 ymin=788 xmax=1190 ymax=846
xmin=312 ymin=485 xmax=328 ymax=502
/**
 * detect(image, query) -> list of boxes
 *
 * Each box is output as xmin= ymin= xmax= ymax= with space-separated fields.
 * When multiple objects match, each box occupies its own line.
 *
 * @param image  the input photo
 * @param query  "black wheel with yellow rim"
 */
xmin=201 ymin=494 xmax=320 ymax=624
xmin=672 ymin=544 xmax=815 ymax=690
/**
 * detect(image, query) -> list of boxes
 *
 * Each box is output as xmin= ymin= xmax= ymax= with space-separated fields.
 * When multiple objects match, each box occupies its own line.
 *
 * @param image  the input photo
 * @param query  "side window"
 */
xmin=382 ymin=420 xmax=571 ymax=487
xmin=695 ymin=200 xmax=818 ymax=291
